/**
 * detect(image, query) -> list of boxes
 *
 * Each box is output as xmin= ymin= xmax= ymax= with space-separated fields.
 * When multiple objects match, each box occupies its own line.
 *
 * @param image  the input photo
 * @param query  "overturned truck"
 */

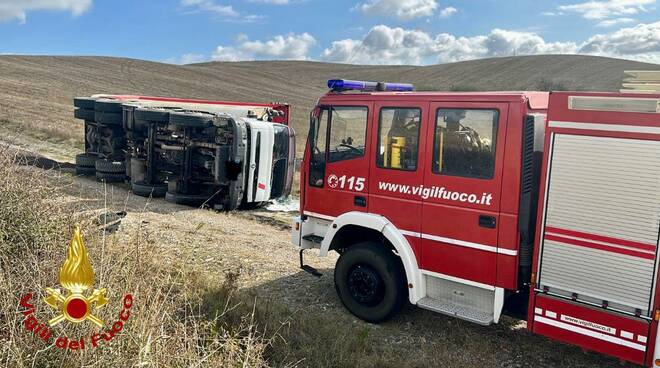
xmin=73 ymin=95 xmax=295 ymax=210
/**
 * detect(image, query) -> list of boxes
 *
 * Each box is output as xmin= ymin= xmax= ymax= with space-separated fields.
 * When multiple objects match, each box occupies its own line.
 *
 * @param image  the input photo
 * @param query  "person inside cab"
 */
xmin=436 ymin=109 xmax=494 ymax=178
xmin=384 ymin=109 xmax=420 ymax=170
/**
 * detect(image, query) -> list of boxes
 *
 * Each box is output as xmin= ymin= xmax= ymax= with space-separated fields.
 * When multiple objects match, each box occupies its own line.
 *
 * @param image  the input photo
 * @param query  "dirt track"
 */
xmin=21 ymin=159 xmax=634 ymax=368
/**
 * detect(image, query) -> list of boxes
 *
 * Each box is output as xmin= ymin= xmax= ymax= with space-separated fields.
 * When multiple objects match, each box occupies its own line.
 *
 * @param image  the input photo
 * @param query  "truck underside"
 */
xmin=73 ymin=95 xmax=295 ymax=210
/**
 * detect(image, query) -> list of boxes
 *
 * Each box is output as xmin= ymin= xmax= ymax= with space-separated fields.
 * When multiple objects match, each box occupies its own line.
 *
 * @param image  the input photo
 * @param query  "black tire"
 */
xmin=75 ymin=166 xmax=96 ymax=176
xmin=132 ymin=181 xmax=167 ymax=198
xmin=165 ymin=191 xmax=210 ymax=206
xmin=95 ymin=159 xmax=126 ymax=174
xmin=334 ymin=242 xmax=407 ymax=323
xmin=95 ymin=111 xmax=123 ymax=126
xmin=75 ymin=153 xmax=98 ymax=167
xmin=74 ymin=97 xmax=96 ymax=109
xmin=94 ymin=99 xmax=123 ymax=113
xmin=96 ymin=172 xmax=126 ymax=183
xmin=169 ymin=111 xmax=215 ymax=128
xmin=134 ymin=108 xmax=171 ymax=123
xmin=74 ymin=108 xmax=95 ymax=121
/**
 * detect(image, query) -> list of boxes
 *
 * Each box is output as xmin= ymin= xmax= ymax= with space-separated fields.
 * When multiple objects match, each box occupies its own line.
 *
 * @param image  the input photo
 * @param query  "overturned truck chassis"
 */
xmin=74 ymin=95 xmax=294 ymax=210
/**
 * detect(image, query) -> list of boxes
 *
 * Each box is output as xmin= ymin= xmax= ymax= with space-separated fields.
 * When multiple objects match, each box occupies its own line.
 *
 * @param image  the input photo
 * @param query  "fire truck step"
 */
xmin=417 ymin=297 xmax=494 ymax=325
xmin=419 ymin=275 xmax=496 ymax=325
xmin=302 ymin=234 xmax=324 ymax=244
xmin=299 ymin=249 xmax=322 ymax=277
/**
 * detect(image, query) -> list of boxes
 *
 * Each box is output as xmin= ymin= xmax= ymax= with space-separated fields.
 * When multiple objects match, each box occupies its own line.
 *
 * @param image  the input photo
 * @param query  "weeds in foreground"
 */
xmin=0 ymin=150 xmax=271 ymax=367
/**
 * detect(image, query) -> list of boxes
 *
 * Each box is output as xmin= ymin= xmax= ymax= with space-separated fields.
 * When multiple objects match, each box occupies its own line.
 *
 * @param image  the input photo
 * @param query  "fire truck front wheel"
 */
xmin=334 ymin=243 xmax=407 ymax=323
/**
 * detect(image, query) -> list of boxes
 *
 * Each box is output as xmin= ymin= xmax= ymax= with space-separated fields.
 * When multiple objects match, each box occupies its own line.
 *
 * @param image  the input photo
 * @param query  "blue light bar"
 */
xmin=382 ymin=82 xmax=415 ymax=92
xmin=328 ymin=79 xmax=378 ymax=92
xmin=328 ymin=79 xmax=414 ymax=92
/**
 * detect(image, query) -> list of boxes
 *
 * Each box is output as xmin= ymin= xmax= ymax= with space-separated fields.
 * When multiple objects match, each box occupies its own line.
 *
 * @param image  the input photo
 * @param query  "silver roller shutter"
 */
xmin=538 ymin=134 xmax=660 ymax=317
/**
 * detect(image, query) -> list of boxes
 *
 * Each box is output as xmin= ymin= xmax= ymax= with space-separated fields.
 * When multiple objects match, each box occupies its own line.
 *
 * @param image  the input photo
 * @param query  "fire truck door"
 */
xmin=368 ymin=102 xmax=428 ymax=260
xmin=304 ymin=104 xmax=372 ymax=218
xmin=420 ymin=102 xmax=509 ymax=286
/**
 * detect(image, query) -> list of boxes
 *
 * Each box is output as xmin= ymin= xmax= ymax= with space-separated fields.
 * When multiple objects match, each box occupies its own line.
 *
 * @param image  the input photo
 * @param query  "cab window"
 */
xmin=377 ymin=108 xmax=421 ymax=171
xmin=308 ymin=106 xmax=368 ymax=188
xmin=328 ymin=106 xmax=368 ymax=163
xmin=433 ymin=109 xmax=499 ymax=179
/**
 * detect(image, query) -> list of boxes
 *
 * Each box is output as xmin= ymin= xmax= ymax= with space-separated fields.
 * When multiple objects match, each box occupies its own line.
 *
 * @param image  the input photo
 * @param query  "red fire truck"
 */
xmin=292 ymin=79 xmax=660 ymax=366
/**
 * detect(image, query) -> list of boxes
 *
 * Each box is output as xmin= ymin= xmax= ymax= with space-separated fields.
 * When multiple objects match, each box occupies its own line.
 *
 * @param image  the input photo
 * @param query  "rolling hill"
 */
xmin=0 ymin=54 xmax=657 ymax=161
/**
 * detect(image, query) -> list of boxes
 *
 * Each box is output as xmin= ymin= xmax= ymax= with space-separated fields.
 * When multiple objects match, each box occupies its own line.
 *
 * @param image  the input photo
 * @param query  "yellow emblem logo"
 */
xmin=43 ymin=227 xmax=108 ymax=327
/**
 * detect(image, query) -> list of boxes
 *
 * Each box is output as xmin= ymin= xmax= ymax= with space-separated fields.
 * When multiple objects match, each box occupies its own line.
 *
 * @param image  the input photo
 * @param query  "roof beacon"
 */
xmin=327 ymin=79 xmax=414 ymax=92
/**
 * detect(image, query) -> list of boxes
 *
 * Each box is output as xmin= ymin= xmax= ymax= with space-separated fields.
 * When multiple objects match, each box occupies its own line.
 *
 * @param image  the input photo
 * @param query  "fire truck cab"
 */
xmin=292 ymin=79 xmax=660 ymax=366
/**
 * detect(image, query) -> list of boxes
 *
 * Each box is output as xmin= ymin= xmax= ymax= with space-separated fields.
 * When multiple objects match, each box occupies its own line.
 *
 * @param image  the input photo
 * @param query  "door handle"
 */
xmin=479 ymin=215 xmax=497 ymax=229
xmin=354 ymin=196 xmax=367 ymax=207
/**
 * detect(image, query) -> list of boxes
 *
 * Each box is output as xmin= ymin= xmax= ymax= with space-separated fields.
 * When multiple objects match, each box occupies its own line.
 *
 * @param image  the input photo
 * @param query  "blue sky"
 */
xmin=0 ymin=0 xmax=658 ymax=64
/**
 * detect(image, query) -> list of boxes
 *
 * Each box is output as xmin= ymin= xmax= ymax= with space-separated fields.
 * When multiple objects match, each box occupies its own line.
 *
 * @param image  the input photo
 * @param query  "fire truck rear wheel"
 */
xmin=334 ymin=242 xmax=407 ymax=323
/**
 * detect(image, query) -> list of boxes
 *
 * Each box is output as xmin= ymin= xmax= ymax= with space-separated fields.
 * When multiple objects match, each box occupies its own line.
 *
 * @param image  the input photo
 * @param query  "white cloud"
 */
xmin=164 ymin=53 xmax=207 ymax=65
xmin=357 ymin=0 xmax=438 ymax=21
xmin=180 ymin=0 xmax=266 ymax=22
xmin=321 ymin=25 xmax=578 ymax=65
xmin=580 ymin=21 xmax=660 ymax=62
xmin=0 ymin=0 xmax=91 ymax=23
xmin=321 ymin=22 xmax=660 ymax=64
xmin=439 ymin=6 xmax=457 ymax=18
xmin=211 ymin=33 xmax=317 ymax=61
xmin=183 ymin=21 xmax=660 ymax=66
xmin=558 ymin=0 xmax=655 ymax=20
xmin=596 ymin=17 xmax=636 ymax=27
xmin=180 ymin=0 xmax=238 ymax=17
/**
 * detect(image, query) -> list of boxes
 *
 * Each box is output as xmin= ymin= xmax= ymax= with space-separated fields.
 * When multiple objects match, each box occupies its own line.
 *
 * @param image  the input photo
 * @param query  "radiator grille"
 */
xmin=520 ymin=116 xmax=535 ymax=195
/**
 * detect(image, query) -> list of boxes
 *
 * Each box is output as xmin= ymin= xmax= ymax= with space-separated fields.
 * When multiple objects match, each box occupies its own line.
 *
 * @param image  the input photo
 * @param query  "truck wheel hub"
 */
xmin=347 ymin=264 xmax=384 ymax=306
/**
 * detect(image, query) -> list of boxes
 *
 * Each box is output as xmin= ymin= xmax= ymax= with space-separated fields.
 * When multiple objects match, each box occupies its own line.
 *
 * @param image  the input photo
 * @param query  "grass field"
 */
xmin=0 ymin=54 xmax=658 ymax=160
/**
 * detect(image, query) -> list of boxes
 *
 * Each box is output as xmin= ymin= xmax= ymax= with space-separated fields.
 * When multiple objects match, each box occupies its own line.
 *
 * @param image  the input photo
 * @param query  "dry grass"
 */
xmin=0 ymin=149 xmax=272 ymax=367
